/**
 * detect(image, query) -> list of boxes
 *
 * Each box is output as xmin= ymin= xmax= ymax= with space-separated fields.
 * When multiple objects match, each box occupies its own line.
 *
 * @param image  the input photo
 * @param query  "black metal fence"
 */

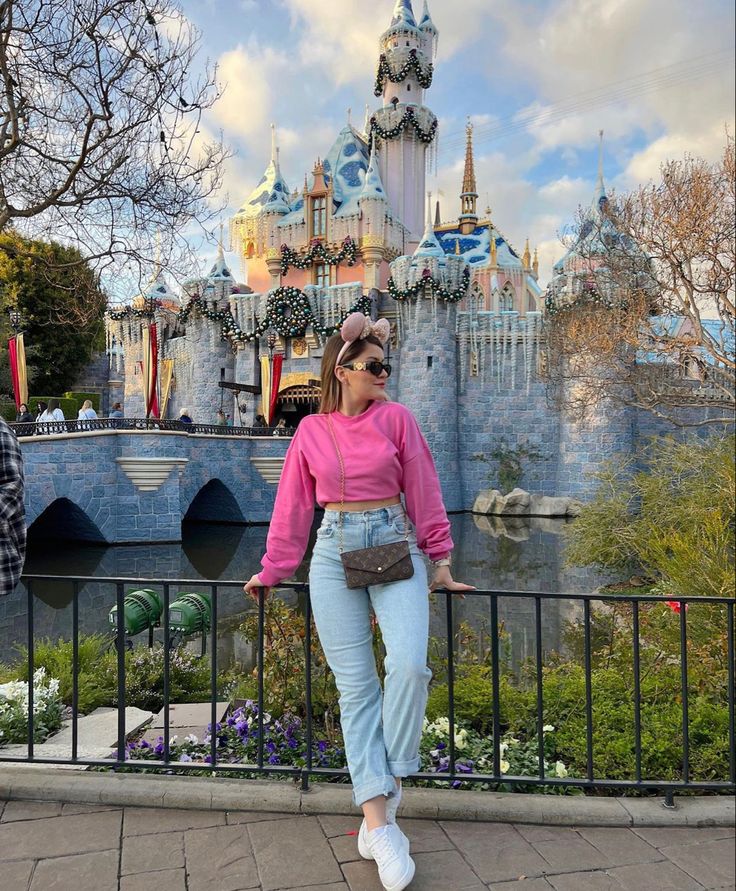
xmin=2 ymin=575 xmax=734 ymax=803
xmin=9 ymin=419 xmax=294 ymax=437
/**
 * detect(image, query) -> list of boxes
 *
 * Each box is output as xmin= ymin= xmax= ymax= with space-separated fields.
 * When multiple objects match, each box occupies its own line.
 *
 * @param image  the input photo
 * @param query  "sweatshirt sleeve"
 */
xmin=259 ymin=431 xmax=316 ymax=587
xmin=398 ymin=409 xmax=453 ymax=562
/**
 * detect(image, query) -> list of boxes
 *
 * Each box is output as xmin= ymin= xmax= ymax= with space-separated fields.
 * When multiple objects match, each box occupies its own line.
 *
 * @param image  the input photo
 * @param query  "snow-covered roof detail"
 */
xmin=414 ymin=216 xmax=446 ymax=262
xmin=323 ymin=125 xmax=371 ymax=218
xmin=419 ymin=1 xmax=436 ymax=30
xmin=206 ymin=243 xmax=235 ymax=282
xmin=360 ymin=141 xmax=386 ymax=202
xmin=277 ymin=195 xmax=305 ymax=227
xmin=139 ymin=269 xmax=179 ymax=307
xmin=390 ymin=0 xmax=417 ymax=29
xmin=238 ymin=125 xmax=291 ymax=218
xmin=436 ymin=224 xmax=523 ymax=269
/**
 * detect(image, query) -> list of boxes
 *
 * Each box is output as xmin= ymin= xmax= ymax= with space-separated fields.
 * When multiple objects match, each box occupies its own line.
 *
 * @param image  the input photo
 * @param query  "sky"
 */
xmin=180 ymin=0 xmax=735 ymax=285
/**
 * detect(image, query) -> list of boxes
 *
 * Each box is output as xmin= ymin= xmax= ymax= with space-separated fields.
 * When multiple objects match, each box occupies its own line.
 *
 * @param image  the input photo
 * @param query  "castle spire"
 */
xmin=434 ymin=199 xmax=441 ymax=227
xmin=389 ymin=0 xmax=417 ymax=28
xmin=523 ymin=237 xmax=531 ymax=270
xmin=592 ymin=129 xmax=608 ymax=212
xmin=360 ymin=138 xmax=386 ymax=202
xmin=459 ymin=118 xmax=479 ymax=234
xmin=270 ymin=123 xmax=277 ymax=164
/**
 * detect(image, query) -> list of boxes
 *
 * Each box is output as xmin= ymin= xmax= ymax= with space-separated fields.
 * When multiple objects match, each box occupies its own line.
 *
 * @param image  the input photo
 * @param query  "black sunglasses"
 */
xmin=339 ymin=360 xmax=392 ymax=378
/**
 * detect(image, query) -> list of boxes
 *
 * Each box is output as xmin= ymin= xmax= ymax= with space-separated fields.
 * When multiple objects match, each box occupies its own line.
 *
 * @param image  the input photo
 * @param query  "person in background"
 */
xmin=108 ymin=402 xmax=124 ymax=419
xmin=272 ymin=417 xmax=288 ymax=436
xmin=39 ymin=398 xmax=65 ymax=433
xmin=178 ymin=408 xmax=193 ymax=425
xmin=15 ymin=404 xmax=33 ymax=424
xmin=226 ymin=413 xmax=234 ymax=427
xmin=0 ymin=416 xmax=26 ymax=596
xmin=78 ymin=399 xmax=98 ymax=421
xmin=34 ymin=401 xmax=47 ymax=421
xmin=215 ymin=409 xmax=228 ymax=426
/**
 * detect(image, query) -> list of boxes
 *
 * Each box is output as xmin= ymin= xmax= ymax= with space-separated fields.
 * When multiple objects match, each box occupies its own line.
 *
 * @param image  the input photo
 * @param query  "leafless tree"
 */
xmin=543 ymin=133 xmax=735 ymax=427
xmin=0 ymin=0 xmax=229 ymax=313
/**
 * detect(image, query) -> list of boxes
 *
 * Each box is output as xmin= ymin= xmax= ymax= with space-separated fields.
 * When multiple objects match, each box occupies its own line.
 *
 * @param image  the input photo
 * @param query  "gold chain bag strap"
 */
xmin=326 ymin=414 xmax=414 ymax=590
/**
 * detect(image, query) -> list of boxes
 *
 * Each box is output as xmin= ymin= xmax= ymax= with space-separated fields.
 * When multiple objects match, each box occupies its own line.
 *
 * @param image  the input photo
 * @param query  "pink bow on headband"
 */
xmin=336 ymin=312 xmax=391 ymax=365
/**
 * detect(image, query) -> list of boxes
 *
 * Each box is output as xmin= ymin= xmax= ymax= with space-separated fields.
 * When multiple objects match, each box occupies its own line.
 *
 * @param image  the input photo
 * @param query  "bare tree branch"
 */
xmin=0 ymin=0 xmax=230 ymax=311
xmin=543 ymin=133 xmax=735 ymax=427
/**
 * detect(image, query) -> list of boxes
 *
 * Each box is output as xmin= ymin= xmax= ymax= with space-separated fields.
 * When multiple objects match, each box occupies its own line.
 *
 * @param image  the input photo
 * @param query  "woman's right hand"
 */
xmin=243 ymin=573 xmax=271 ymax=602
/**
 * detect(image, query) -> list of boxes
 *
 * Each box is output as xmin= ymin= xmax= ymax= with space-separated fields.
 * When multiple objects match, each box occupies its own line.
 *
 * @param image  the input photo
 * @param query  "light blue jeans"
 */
xmin=309 ymin=503 xmax=431 ymax=806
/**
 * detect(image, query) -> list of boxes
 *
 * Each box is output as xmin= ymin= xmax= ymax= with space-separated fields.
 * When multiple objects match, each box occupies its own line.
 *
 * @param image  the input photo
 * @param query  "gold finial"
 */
xmin=455 ymin=238 xmax=461 ymax=255
xmin=532 ymin=247 xmax=539 ymax=278
xmin=490 ymin=233 xmax=497 ymax=266
xmin=523 ymin=237 xmax=531 ymax=269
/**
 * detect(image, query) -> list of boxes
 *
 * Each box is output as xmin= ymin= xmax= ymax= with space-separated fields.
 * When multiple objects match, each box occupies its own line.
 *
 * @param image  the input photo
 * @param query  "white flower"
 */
xmin=500 ymin=759 xmax=510 ymax=774
xmin=555 ymin=761 xmax=568 ymax=778
xmin=184 ymin=733 xmax=199 ymax=745
xmin=499 ymin=741 xmax=509 ymax=756
xmin=543 ymin=724 xmax=555 ymax=733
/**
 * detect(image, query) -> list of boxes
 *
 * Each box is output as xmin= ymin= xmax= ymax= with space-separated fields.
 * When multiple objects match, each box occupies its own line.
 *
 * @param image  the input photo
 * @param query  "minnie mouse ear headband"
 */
xmin=336 ymin=312 xmax=391 ymax=366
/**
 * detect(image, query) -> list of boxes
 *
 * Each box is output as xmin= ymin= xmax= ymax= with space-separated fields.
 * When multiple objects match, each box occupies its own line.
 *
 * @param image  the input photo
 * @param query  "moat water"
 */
xmin=3 ymin=514 xmax=611 ymax=673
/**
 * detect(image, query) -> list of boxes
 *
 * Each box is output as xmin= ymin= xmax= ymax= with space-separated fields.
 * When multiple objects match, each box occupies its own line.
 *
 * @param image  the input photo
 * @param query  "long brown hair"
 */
xmin=318 ymin=332 xmax=384 ymax=414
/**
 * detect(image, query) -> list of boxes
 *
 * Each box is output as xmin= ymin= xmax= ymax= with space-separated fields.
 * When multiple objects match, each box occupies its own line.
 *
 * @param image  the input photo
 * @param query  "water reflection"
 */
xmin=3 ymin=514 xmax=611 ymax=672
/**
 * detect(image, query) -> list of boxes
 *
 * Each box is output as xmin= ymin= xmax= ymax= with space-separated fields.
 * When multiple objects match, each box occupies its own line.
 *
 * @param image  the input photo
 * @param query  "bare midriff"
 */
xmin=323 ymin=495 xmax=401 ymax=512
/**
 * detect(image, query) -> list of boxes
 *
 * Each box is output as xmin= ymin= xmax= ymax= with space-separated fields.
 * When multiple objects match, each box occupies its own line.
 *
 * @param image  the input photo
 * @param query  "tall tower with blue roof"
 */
xmin=370 ymin=0 xmax=438 ymax=245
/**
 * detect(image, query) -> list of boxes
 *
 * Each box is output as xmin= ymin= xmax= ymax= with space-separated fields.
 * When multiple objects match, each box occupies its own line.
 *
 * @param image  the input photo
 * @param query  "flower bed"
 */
xmin=0 ymin=667 xmax=63 ymax=745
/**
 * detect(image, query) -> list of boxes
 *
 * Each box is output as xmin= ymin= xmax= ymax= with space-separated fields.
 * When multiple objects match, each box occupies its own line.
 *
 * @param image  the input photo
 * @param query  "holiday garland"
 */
xmin=374 ymin=49 xmax=433 ymax=96
xmin=544 ymin=282 xmax=628 ymax=317
xmin=280 ymin=236 xmax=357 ymax=276
xmin=370 ymin=106 xmax=437 ymax=145
xmin=107 ymin=302 xmax=161 ymax=321
xmin=387 ymin=267 xmax=470 ymax=304
xmin=177 ymin=286 xmax=372 ymax=343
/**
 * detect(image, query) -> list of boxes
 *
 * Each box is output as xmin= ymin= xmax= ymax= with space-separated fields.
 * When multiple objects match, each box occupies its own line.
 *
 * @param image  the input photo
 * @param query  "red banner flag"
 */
xmin=269 ymin=353 xmax=283 ymax=425
xmin=7 ymin=337 xmax=20 ymax=410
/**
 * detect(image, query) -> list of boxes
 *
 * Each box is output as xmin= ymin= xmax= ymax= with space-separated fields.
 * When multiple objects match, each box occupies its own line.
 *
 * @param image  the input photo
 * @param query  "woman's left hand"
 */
xmin=429 ymin=565 xmax=476 ymax=596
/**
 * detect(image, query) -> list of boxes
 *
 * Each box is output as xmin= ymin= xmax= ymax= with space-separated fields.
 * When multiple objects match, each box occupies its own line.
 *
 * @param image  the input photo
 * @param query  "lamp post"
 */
xmin=8 ymin=308 xmax=22 ymax=335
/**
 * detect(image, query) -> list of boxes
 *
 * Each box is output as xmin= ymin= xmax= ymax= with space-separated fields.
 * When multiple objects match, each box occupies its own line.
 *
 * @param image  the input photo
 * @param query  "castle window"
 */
xmin=407 ymin=83 xmax=411 ymax=91
xmin=499 ymin=284 xmax=515 ymax=312
xmin=312 ymin=196 xmax=326 ymax=237
xmin=427 ymin=356 xmax=433 ymax=368
xmin=315 ymin=263 xmax=329 ymax=288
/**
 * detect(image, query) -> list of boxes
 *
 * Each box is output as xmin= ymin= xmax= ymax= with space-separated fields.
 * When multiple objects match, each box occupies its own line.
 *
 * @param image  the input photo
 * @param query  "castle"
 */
xmin=105 ymin=0 xmax=704 ymax=512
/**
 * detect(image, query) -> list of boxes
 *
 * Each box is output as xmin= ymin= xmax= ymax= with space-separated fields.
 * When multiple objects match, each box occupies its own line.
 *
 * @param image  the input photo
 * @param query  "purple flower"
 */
xmin=452 ymin=780 xmax=462 ymax=789
xmin=436 ymin=741 xmax=446 ymax=750
xmin=268 ymin=753 xmax=280 ymax=765
xmin=266 ymin=740 xmax=276 ymax=754
xmin=204 ymin=755 xmax=212 ymax=764
xmin=179 ymin=753 xmax=192 ymax=763
xmin=317 ymin=740 xmax=328 ymax=753
xmin=153 ymin=742 xmax=164 ymax=756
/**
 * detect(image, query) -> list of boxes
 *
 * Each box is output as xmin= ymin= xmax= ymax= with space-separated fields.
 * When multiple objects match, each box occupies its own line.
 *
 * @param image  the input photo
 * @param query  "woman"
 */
xmin=244 ymin=313 xmax=473 ymax=891
xmin=78 ymin=399 xmax=98 ymax=421
xmin=39 ymin=398 xmax=65 ymax=433
xmin=35 ymin=401 xmax=48 ymax=421
xmin=15 ymin=403 xmax=33 ymax=424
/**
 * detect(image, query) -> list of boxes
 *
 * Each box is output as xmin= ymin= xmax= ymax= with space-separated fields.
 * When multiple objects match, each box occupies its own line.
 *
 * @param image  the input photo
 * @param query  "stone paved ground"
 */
xmin=0 ymin=799 xmax=733 ymax=891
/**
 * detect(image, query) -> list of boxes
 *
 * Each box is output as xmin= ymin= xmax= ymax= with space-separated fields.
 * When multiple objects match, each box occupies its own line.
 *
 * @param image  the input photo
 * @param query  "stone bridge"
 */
xmin=19 ymin=429 xmax=290 ymax=543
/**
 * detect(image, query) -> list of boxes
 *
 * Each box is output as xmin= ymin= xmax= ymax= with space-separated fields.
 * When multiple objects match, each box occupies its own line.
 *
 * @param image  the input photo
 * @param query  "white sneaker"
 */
xmin=358 ymin=782 xmax=406 ymax=860
xmin=358 ymin=817 xmax=409 ymax=859
xmin=364 ymin=824 xmax=415 ymax=891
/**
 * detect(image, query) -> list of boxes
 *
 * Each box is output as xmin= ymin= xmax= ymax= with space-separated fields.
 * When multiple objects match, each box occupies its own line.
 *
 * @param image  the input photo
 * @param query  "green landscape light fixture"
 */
xmin=108 ymin=588 xmax=163 ymax=646
xmin=168 ymin=592 xmax=212 ymax=655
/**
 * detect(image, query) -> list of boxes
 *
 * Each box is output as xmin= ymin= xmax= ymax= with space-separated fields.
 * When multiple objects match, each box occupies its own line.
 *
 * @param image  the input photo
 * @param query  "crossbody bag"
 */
xmin=326 ymin=414 xmax=414 ymax=590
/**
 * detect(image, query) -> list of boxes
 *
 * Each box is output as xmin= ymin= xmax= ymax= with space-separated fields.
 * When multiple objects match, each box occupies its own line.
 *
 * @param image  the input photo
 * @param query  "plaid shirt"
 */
xmin=0 ymin=417 xmax=26 ymax=596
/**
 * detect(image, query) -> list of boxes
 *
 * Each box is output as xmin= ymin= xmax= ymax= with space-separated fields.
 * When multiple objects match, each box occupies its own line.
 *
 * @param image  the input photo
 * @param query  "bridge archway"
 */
xmin=183 ymin=479 xmax=245 ymax=524
xmin=27 ymin=497 xmax=106 ymax=545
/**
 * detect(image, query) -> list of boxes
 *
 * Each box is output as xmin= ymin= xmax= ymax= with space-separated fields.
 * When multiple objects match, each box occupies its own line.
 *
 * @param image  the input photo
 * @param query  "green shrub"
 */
xmin=564 ymin=434 xmax=735 ymax=597
xmin=64 ymin=391 xmax=100 ymax=414
xmin=28 ymin=396 xmax=77 ymax=419
xmin=3 ymin=635 xmax=214 ymax=715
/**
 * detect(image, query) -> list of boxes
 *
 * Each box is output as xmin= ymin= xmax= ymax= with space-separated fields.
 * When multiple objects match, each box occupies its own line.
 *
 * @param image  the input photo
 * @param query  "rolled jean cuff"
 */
xmin=352 ymin=775 xmax=397 ymax=807
xmin=388 ymin=757 xmax=420 ymax=778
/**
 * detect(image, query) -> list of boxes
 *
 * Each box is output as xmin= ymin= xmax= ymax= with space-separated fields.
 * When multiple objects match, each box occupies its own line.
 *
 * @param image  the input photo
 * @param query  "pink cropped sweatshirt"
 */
xmin=258 ymin=400 xmax=453 ymax=587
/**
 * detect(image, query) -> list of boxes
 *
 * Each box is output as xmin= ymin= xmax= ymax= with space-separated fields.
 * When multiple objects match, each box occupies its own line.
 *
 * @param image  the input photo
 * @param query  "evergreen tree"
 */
xmin=0 ymin=232 xmax=106 ymax=396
